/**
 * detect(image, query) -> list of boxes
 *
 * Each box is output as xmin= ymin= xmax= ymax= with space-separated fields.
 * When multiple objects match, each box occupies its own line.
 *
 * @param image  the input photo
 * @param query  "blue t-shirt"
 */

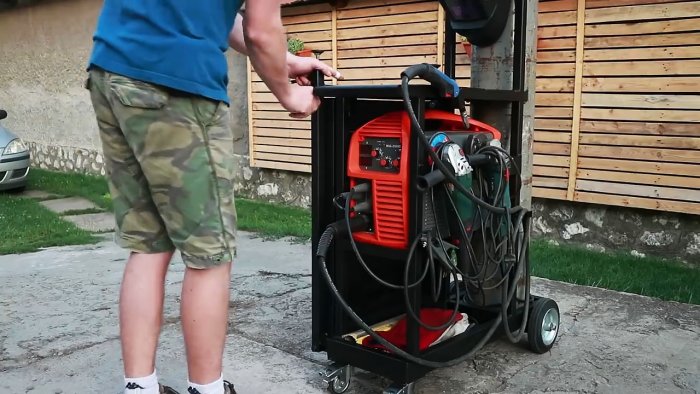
xmin=89 ymin=0 xmax=242 ymax=103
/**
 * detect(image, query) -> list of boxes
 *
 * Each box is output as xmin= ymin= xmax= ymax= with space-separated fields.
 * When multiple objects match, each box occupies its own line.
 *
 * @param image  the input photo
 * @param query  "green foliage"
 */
xmin=287 ymin=37 xmax=304 ymax=54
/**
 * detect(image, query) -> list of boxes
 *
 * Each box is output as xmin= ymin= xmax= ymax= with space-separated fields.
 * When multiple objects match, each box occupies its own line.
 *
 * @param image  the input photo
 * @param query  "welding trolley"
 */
xmin=310 ymin=1 xmax=560 ymax=393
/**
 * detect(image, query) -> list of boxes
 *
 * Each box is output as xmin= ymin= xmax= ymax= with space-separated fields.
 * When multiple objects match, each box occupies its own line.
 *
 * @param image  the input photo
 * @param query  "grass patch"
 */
xmin=236 ymin=198 xmax=310 ymax=239
xmin=531 ymin=239 xmax=699 ymax=305
xmin=0 ymin=195 xmax=98 ymax=254
xmin=28 ymin=169 xmax=112 ymax=210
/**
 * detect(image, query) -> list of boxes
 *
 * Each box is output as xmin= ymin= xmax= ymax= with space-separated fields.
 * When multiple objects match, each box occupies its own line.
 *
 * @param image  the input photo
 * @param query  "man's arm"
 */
xmin=228 ymin=13 xmax=247 ymax=56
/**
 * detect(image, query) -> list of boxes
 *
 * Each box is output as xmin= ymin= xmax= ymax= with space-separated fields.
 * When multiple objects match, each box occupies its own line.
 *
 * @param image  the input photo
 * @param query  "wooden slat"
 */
xmin=585 ymin=2 xmax=700 ymax=24
xmin=253 ymin=159 xmax=311 ymax=173
xmin=566 ymin=0 xmax=585 ymax=201
xmin=254 ymin=128 xmax=310 ymax=139
xmin=535 ymin=119 xmax=574 ymax=130
xmin=536 ymin=63 xmax=576 ymax=76
xmin=534 ymin=154 xmax=572 ymax=167
xmin=536 ymin=77 xmax=575 ymax=92
xmin=338 ymin=55 xmax=437 ymax=68
xmin=253 ymin=137 xmax=311 ymax=148
xmin=585 ymin=46 xmax=700 ymax=61
xmin=535 ymin=131 xmax=573 ymax=143
xmin=534 ymin=142 xmax=572 ymax=155
xmin=341 ymin=66 xmax=419 ymax=80
xmin=535 ymin=107 xmax=574 ymax=118
xmin=534 ymin=166 xmax=570 ymax=177
xmin=578 ymin=157 xmax=700 ymax=177
xmin=252 ymin=102 xmax=286 ymax=112
xmin=254 ymin=152 xmax=311 ymax=165
xmin=336 ymin=21 xmax=436 ymax=40
xmin=286 ymin=30 xmax=332 ymax=43
xmin=285 ymin=21 xmax=331 ymax=34
xmin=535 ymin=92 xmax=575 ymax=106
xmin=337 ymin=1 xmax=435 ymax=19
xmin=538 ymin=25 xmax=577 ymax=38
xmin=540 ymin=0 xmax=578 ymax=13
xmin=584 ymin=60 xmax=700 ymax=77
xmin=585 ymin=32 xmax=700 ymax=49
xmin=254 ymin=111 xmax=294 ymax=120
xmin=537 ymin=51 xmax=577 ymax=63
xmin=578 ymin=169 xmax=700 ymax=189
xmin=537 ymin=38 xmax=577 ymax=50
xmin=252 ymin=92 xmax=281 ymax=103
xmin=336 ymin=10 xmax=436 ymax=29
xmin=284 ymin=13 xmax=330 ymax=25
xmin=581 ymin=108 xmax=700 ymax=123
xmin=332 ymin=7 xmax=338 ymax=85
xmin=581 ymin=93 xmax=700 ymax=110
xmin=576 ymin=179 xmax=700 ymax=202
xmin=579 ymin=134 xmax=700 ymax=150
xmin=574 ymin=191 xmax=700 ymax=214
xmin=253 ymin=118 xmax=311 ymax=130
xmin=255 ymin=145 xmax=311 ymax=156
xmin=282 ymin=3 xmax=332 ymax=17
xmin=337 ymin=44 xmax=437 ymax=59
xmin=534 ymin=177 xmax=569 ymax=189
xmin=577 ymin=145 xmax=700 ymax=163
xmin=579 ymin=120 xmax=700 ymax=137
xmin=585 ymin=0 xmax=695 ymax=8
xmin=582 ymin=77 xmax=700 ymax=93
xmin=586 ymin=17 xmax=700 ymax=36
xmin=337 ymin=34 xmax=436 ymax=50
xmin=533 ymin=187 xmax=569 ymax=199
xmin=538 ymin=11 xmax=577 ymax=26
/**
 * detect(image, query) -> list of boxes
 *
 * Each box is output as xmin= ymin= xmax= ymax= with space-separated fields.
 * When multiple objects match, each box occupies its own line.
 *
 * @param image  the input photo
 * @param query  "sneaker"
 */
xmin=186 ymin=381 xmax=236 ymax=394
xmin=161 ymin=384 xmax=181 ymax=394
xmin=224 ymin=380 xmax=236 ymax=394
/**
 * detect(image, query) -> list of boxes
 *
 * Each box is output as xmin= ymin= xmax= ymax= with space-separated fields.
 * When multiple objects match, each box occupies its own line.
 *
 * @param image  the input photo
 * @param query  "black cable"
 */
xmin=344 ymin=188 xmax=430 ymax=289
xmin=400 ymin=77 xmax=523 ymax=216
xmin=317 ymin=226 xmax=508 ymax=368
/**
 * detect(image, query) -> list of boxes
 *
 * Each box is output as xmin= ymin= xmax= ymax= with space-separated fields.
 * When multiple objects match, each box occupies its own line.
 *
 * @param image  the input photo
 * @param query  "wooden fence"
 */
xmin=247 ymin=0 xmax=700 ymax=215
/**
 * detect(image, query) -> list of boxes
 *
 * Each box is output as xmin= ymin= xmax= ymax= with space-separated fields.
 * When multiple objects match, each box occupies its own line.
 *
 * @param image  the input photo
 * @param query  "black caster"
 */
xmin=527 ymin=297 xmax=560 ymax=353
xmin=321 ymin=363 xmax=352 ymax=393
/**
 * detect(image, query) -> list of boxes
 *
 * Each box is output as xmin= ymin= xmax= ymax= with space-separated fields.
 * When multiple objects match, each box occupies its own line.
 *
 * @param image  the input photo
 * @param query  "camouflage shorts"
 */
xmin=87 ymin=68 xmax=237 ymax=269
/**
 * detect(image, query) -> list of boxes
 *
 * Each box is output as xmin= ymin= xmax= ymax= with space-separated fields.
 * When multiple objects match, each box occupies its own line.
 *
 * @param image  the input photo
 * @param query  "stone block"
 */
xmin=40 ymin=197 xmax=98 ymax=214
xmin=63 ymin=213 xmax=115 ymax=233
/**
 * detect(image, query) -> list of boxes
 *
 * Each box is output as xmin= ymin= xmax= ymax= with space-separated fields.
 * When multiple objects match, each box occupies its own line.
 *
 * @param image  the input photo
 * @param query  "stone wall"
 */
xmin=532 ymin=199 xmax=700 ymax=266
xmin=0 ymin=0 xmax=249 ymax=156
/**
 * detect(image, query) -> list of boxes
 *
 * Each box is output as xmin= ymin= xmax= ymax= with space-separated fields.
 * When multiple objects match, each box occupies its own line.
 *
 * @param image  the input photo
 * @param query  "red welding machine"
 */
xmin=346 ymin=109 xmax=501 ymax=250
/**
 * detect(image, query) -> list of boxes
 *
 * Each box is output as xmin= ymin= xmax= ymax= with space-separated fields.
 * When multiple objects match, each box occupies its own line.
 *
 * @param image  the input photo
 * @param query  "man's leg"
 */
xmin=89 ymin=68 xmax=178 ymax=393
xmin=120 ymin=251 xmax=174 ymax=377
xmin=181 ymin=262 xmax=232 ymax=384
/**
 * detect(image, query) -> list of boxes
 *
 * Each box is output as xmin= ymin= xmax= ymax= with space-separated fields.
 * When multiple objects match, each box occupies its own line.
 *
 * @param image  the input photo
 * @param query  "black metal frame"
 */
xmin=311 ymin=0 xmax=531 ymax=386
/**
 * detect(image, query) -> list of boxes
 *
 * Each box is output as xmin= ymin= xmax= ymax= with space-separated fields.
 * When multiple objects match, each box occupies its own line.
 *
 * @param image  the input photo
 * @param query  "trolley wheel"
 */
xmin=328 ymin=376 xmax=350 ymax=393
xmin=527 ymin=297 xmax=560 ymax=354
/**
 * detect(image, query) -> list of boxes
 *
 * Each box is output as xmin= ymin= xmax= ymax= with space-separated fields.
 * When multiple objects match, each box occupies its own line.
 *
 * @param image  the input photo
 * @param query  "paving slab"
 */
xmin=0 ymin=233 xmax=697 ymax=394
xmin=63 ymin=212 xmax=115 ymax=232
xmin=20 ymin=190 xmax=62 ymax=200
xmin=39 ymin=197 xmax=98 ymax=214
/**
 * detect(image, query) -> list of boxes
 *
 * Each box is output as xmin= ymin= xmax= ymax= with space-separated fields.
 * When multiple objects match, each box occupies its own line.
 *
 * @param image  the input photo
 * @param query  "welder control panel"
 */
xmin=359 ymin=137 xmax=401 ymax=173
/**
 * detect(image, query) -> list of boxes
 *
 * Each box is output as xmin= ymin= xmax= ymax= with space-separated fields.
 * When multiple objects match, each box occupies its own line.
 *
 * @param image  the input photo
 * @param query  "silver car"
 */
xmin=0 ymin=109 xmax=30 ymax=191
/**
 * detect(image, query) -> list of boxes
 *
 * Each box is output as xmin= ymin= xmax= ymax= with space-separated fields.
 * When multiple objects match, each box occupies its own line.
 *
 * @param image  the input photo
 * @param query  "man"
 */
xmin=86 ymin=1 xmax=340 ymax=393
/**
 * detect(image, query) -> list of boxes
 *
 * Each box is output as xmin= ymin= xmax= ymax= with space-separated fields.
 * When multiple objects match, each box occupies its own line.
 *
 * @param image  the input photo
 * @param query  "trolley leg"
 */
xmin=383 ymin=381 xmax=416 ymax=394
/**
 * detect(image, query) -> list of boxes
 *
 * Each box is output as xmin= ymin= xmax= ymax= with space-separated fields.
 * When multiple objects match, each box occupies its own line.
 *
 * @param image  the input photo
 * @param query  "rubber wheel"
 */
xmin=527 ymin=298 xmax=560 ymax=354
xmin=328 ymin=376 xmax=350 ymax=394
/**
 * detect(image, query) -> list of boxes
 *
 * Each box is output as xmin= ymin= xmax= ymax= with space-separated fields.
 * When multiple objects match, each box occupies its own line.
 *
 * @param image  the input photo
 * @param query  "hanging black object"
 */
xmin=438 ymin=0 xmax=512 ymax=46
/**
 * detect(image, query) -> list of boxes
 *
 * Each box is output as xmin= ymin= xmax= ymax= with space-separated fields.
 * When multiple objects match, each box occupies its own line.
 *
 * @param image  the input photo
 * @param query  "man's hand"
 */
xmin=278 ymin=85 xmax=321 ymax=119
xmin=287 ymin=53 xmax=343 ymax=86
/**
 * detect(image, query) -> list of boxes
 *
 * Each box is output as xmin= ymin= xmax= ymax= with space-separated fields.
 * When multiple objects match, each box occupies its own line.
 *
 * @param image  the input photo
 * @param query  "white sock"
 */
xmin=187 ymin=374 xmax=224 ymax=394
xmin=124 ymin=370 xmax=159 ymax=394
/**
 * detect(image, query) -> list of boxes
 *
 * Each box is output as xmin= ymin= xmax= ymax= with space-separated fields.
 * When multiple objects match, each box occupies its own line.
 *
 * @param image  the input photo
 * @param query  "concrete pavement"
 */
xmin=0 ymin=233 xmax=698 ymax=394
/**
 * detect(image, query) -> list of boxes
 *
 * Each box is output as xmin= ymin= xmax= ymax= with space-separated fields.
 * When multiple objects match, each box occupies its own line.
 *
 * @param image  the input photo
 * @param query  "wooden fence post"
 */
xmin=470 ymin=0 xmax=538 ymax=209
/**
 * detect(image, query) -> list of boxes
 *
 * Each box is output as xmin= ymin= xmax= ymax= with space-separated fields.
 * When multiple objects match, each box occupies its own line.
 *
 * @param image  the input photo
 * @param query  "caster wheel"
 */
xmin=328 ymin=376 xmax=350 ymax=393
xmin=527 ymin=297 xmax=560 ymax=354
